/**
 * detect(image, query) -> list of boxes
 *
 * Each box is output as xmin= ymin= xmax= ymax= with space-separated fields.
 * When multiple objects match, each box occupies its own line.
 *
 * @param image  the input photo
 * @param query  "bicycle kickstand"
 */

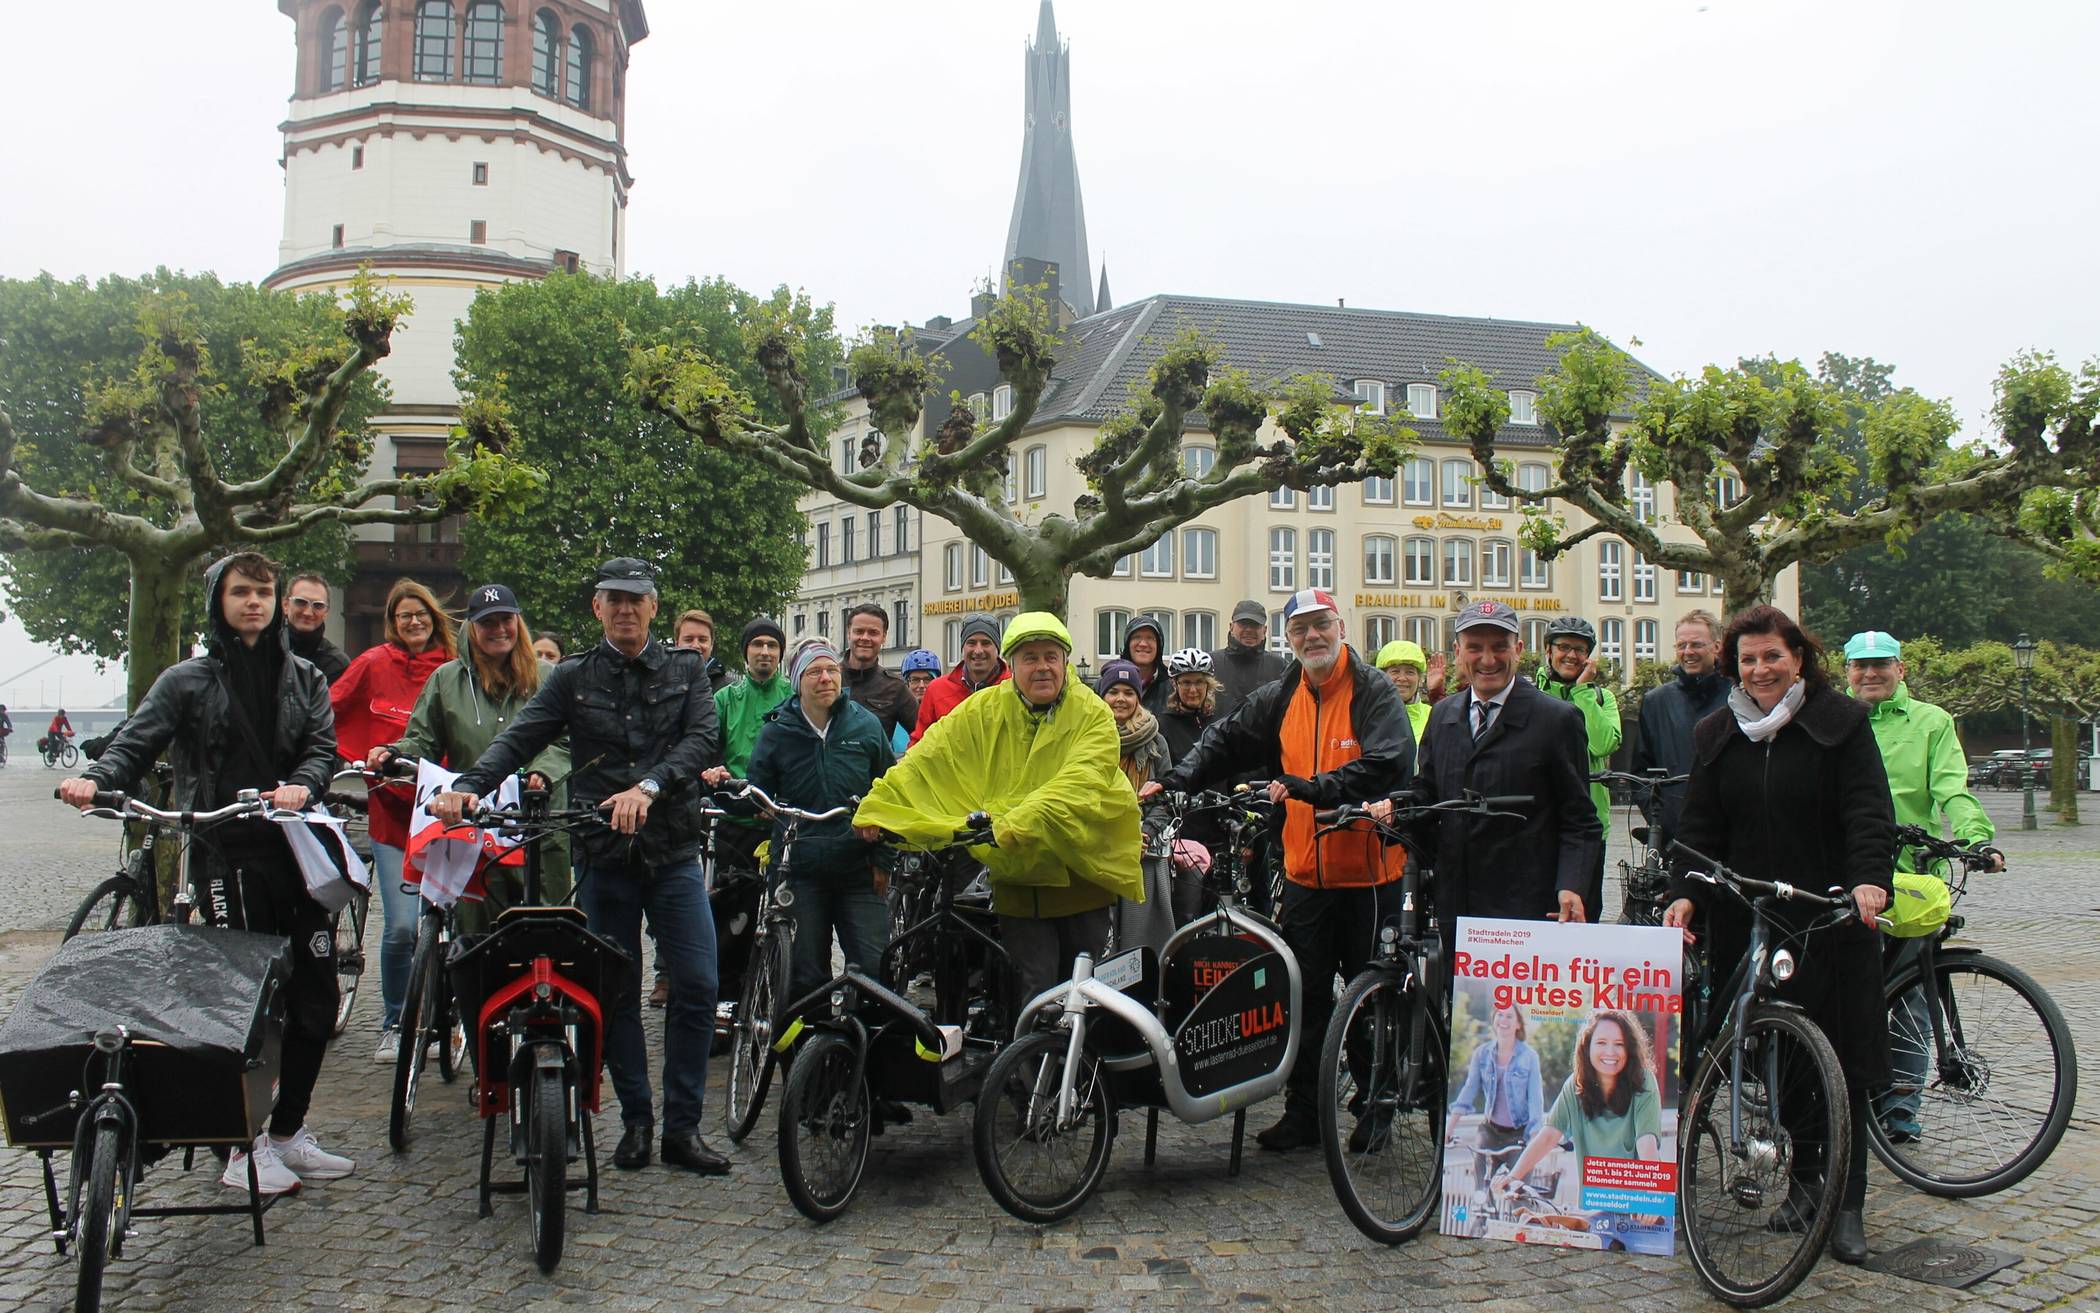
xmin=1228 ymin=1108 xmax=1247 ymax=1178
xmin=1144 ymin=1107 xmax=1160 ymax=1167
xmin=478 ymin=1116 xmax=497 ymax=1219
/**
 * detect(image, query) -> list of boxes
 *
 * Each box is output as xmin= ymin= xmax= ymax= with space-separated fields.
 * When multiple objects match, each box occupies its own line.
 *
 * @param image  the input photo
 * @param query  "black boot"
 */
xmin=1254 ymin=1107 xmax=1319 ymax=1152
xmin=661 ymin=1130 xmax=731 ymax=1175
xmin=612 ymin=1122 xmax=652 ymax=1170
xmin=1829 ymin=1209 xmax=1868 ymax=1265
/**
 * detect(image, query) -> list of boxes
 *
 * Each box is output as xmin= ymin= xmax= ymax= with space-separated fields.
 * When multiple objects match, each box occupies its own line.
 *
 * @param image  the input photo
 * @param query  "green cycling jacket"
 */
xmin=1536 ymin=673 xmax=1623 ymax=833
xmin=1857 ymin=682 xmax=1993 ymax=863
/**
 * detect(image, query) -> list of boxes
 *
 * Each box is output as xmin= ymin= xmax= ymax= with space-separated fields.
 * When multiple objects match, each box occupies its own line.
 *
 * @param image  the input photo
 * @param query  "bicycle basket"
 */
xmin=1884 ymin=871 xmax=1951 ymax=938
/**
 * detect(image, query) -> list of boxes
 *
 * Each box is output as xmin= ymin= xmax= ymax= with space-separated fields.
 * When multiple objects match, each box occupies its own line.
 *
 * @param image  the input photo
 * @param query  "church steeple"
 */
xmin=1002 ymin=0 xmax=1094 ymax=319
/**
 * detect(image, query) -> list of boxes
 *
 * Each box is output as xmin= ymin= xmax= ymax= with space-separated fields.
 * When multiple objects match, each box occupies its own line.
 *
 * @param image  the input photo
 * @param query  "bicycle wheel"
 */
xmin=1680 ymin=1004 xmax=1849 ymax=1308
xmin=725 ymin=923 xmax=788 ymax=1143
xmin=330 ymin=891 xmax=368 ymax=1037
xmin=434 ymin=956 xmax=467 ymax=1083
xmin=61 ymin=743 xmax=80 ymax=768
xmin=1318 ymin=971 xmax=1444 ymax=1244
xmin=73 ymin=1121 xmax=123 ymax=1313
xmin=1868 ymin=952 xmax=2077 ymax=1197
xmin=526 ymin=1063 xmax=567 ymax=1274
xmin=972 ymin=1027 xmax=1115 ymax=1224
xmin=65 ymin=864 xmax=153 ymax=941
xmin=778 ymin=1032 xmax=871 ymax=1222
xmin=389 ymin=925 xmax=437 ymax=1151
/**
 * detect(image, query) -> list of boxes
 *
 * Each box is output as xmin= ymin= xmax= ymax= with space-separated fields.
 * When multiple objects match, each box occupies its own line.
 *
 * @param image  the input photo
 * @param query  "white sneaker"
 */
xmin=274 ymin=1126 xmax=355 ymax=1181
xmin=222 ymin=1135 xmax=301 ymax=1195
xmin=373 ymin=1028 xmax=398 ymax=1063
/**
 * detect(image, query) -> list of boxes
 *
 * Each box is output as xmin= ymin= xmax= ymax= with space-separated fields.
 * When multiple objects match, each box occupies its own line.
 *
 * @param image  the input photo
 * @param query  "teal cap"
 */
xmin=1844 ymin=631 xmax=1902 ymax=660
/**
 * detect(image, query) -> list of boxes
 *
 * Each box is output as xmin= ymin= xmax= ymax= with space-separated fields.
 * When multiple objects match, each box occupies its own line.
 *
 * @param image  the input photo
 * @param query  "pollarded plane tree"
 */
xmin=631 ymin=285 xmax=1414 ymax=619
xmin=1438 ymin=330 xmax=2100 ymax=608
xmin=0 ymin=271 xmax=538 ymax=708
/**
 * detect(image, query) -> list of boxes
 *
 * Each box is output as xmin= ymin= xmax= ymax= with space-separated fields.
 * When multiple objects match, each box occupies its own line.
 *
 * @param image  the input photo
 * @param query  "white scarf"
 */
xmin=1729 ymin=679 xmax=1806 ymax=743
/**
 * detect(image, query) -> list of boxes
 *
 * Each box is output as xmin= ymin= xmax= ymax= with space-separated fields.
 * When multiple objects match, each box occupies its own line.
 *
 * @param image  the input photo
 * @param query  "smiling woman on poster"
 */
xmin=1498 ymin=1009 xmax=1663 ymax=1196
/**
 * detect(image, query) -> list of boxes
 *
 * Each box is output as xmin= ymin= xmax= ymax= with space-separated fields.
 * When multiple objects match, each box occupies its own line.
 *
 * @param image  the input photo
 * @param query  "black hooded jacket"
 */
xmin=85 ymin=555 xmax=338 ymax=812
xmin=288 ymin=626 xmax=350 ymax=683
xmin=1634 ymin=665 xmax=1730 ymax=841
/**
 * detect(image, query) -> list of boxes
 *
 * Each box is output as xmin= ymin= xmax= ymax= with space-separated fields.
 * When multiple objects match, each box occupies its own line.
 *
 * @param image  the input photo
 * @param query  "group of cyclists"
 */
xmin=52 ymin=548 xmax=2014 ymax=1281
xmin=0 ymin=704 xmax=75 ymax=766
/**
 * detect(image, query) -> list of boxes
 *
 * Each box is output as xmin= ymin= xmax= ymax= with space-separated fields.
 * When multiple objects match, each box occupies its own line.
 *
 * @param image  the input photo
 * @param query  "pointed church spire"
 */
xmin=1003 ymin=0 xmax=1094 ymax=319
xmin=1095 ymin=263 xmax=1112 ymax=314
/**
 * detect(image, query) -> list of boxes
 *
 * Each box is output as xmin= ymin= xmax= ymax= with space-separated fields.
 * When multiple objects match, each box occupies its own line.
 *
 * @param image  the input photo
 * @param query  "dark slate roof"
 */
xmin=1024 ymin=294 xmax=1658 ymax=447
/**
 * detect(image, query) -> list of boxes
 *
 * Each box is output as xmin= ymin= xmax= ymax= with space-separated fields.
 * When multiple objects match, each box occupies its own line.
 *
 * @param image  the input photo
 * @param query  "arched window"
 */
xmin=318 ymin=6 xmax=347 ymax=93
xmin=565 ymin=26 xmax=594 ymax=109
xmin=463 ymin=2 xmax=504 ymax=84
xmin=352 ymin=1 xmax=384 ymax=86
xmin=413 ymin=1 xmax=454 ymax=81
xmin=531 ymin=10 xmax=561 ymax=97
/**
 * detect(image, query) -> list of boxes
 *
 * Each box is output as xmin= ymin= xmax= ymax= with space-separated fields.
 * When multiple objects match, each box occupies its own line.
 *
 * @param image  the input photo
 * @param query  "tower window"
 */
xmin=351 ymin=145 xmax=364 ymax=169
xmin=413 ymin=1 xmax=454 ymax=81
xmin=462 ymin=2 xmax=503 ymax=84
xmin=531 ymin=10 xmax=561 ymax=98
xmin=472 ymin=162 xmax=488 ymax=185
xmin=469 ymin=220 xmax=487 ymax=245
xmin=565 ymin=26 xmax=594 ymax=109
xmin=352 ymin=1 xmax=383 ymax=87
xmin=318 ymin=6 xmax=347 ymax=93
xmin=332 ymin=224 xmax=345 ymax=249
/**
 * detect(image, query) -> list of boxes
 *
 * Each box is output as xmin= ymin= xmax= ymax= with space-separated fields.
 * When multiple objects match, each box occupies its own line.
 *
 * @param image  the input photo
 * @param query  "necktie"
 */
xmin=1474 ymin=699 xmax=1495 ymax=739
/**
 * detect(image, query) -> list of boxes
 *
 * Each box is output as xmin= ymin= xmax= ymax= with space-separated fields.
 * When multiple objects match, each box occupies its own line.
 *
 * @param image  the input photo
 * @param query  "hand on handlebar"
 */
xmin=267 ymin=784 xmax=311 ymax=812
xmin=1269 ymin=775 xmax=1314 ymax=804
xmin=364 ymin=745 xmax=394 ymax=773
xmin=431 ymin=789 xmax=478 ymax=826
xmin=57 ymin=777 xmax=99 ymax=809
xmin=701 ymin=765 xmax=733 ymax=787
xmin=601 ymin=785 xmax=653 ymax=835
xmin=1851 ymin=883 xmax=1889 ymax=924
xmin=1365 ymin=797 xmax=1394 ymax=824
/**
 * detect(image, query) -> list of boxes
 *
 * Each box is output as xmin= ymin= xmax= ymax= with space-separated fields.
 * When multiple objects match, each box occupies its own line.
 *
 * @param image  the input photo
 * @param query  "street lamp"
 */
xmin=2014 ymin=632 xmax=2038 ymax=831
xmin=1075 ymin=655 xmax=1093 ymax=686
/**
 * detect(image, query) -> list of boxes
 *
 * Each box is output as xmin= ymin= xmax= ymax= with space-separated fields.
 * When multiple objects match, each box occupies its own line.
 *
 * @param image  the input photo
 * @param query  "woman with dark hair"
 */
xmin=372 ymin=583 xmax=570 ymax=932
xmin=532 ymin=631 xmax=565 ymax=664
xmin=1499 ymin=1010 xmax=1663 ymax=1193
xmin=1662 ymin=603 xmax=1896 ymax=1265
xmin=332 ymin=578 xmax=459 ymax=1063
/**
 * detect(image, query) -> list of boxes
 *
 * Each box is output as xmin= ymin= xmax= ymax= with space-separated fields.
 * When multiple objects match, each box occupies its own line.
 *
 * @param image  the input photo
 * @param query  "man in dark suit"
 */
xmin=1374 ymin=601 xmax=1600 ymax=935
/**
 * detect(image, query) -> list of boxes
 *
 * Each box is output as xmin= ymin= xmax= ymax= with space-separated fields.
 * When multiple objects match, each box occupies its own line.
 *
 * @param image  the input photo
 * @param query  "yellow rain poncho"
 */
xmin=853 ymin=674 xmax=1143 ymax=918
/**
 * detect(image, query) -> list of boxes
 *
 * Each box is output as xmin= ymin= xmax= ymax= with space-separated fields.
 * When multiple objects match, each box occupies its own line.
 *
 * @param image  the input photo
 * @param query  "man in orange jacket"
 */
xmin=1145 ymin=587 xmax=1413 ymax=1151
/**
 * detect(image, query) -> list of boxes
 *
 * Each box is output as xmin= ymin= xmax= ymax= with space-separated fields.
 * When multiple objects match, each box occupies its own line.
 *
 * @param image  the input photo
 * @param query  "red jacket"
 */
xmin=331 ymin=642 xmax=449 ymax=847
xmin=909 ymin=661 xmax=1010 ymax=745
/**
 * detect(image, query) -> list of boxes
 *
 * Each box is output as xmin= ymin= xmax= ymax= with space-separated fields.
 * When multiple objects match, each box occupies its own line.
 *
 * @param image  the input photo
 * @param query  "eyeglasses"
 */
xmin=395 ymin=610 xmax=433 ymax=625
xmin=287 ymin=598 xmax=329 ymax=612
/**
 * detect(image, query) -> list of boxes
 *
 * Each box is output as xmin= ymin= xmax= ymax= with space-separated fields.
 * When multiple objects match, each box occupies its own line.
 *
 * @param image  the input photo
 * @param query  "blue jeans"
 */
xmin=374 ymin=842 xmax=417 ymax=1031
xmin=787 ymin=878 xmax=892 ymax=1001
xmin=577 ymin=854 xmax=718 ymax=1137
xmin=1879 ymin=937 xmax=1928 ymax=1122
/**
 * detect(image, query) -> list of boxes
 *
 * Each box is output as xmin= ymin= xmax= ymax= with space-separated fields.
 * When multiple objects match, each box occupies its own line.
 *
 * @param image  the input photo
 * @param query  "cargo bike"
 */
xmin=443 ymin=785 xmax=627 ymax=1274
xmin=1 ymin=790 xmax=298 ymax=1313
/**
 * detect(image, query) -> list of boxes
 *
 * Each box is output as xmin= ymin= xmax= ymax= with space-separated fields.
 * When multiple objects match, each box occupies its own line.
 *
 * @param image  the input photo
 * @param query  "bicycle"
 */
xmin=1867 ymin=825 xmax=2076 ymax=1197
xmin=387 ymin=756 xmax=468 ymax=1154
xmin=970 ymin=789 xmax=1304 ymax=1225
xmin=720 ymin=781 xmax=852 ymax=1144
xmin=445 ymin=787 xmax=624 ymax=1274
xmin=8 ymin=790 xmax=298 ymax=1313
xmin=1302 ymin=794 xmax=1531 ymax=1245
xmin=1670 ymin=839 xmax=1862 ymax=1308
xmin=1588 ymin=770 xmax=1689 ymax=926
xmin=313 ymin=767 xmax=383 ymax=1037
xmin=772 ymin=813 xmax=1014 ymax=1222
xmin=41 ymin=735 xmax=81 ymax=770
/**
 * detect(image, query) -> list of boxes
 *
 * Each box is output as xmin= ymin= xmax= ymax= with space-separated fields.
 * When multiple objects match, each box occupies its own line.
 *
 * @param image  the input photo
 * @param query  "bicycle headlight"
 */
xmin=1379 ymin=925 xmax=1398 ymax=946
xmin=1770 ymin=948 xmax=1797 ymax=982
xmin=829 ymin=989 xmax=846 ymax=1013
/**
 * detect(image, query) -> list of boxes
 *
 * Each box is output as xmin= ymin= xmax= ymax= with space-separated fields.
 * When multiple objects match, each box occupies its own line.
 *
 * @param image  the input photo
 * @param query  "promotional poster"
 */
xmin=1439 ymin=917 xmax=1685 ymax=1256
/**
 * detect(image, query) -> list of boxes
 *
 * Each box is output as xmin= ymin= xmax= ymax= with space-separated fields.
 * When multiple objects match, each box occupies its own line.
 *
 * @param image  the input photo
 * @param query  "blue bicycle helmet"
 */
xmin=900 ymin=648 xmax=943 ymax=675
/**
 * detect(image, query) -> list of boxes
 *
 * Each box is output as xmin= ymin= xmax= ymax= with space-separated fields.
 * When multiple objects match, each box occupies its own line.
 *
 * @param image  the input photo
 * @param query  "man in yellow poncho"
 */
xmin=853 ymin=611 xmax=1143 ymax=1004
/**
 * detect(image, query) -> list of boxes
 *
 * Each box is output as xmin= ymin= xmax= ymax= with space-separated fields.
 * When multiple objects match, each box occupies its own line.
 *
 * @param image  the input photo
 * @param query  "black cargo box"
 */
xmin=0 ymin=927 xmax=289 ymax=1148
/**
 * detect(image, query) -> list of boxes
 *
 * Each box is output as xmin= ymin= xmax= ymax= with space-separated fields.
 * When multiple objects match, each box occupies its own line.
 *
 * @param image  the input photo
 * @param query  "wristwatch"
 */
xmin=636 ymin=778 xmax=662 ymax=800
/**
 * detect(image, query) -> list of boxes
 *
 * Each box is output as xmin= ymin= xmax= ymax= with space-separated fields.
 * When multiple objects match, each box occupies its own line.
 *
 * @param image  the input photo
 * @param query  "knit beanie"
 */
xmin=741 ymin=614 xmax=786 ymax=655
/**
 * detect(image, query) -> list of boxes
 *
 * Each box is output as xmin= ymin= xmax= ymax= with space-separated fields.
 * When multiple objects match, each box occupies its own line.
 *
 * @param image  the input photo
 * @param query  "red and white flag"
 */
xmin=405 ymin=759 xmax=522 ymax=908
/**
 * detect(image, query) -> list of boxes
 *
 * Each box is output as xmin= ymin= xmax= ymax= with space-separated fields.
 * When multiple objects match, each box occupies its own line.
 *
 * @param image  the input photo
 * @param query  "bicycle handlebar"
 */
xmin=1668 ymin=839 xmax=1855 ymax=914
xmin=64 ymin=790 xmax=287 ymax=827
xmin=1894 ymin=824 xmax=2001 ymax=870
xmin=1313 ymin=793 xmax=1534 ymax=826
xmin=727 ymin=780 xmax=854 ymax=825
xmin=1589 ymin=770 xmax=1689 ymax=790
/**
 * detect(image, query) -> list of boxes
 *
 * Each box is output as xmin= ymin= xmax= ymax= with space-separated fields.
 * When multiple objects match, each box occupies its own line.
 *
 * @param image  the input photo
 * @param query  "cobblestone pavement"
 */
xmin=0 ymin=765 xmax=2094 ymax=1311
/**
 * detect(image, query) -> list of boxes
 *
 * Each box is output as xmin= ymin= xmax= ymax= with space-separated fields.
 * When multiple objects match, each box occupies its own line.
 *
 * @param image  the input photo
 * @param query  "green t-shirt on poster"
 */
xmin=1545 ymin=1075 xmax=1661 ymax=1163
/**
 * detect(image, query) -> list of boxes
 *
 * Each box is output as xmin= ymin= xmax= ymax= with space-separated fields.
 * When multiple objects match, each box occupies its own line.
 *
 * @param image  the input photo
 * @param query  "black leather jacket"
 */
xmin=84 ymin=555 xmax=337 ymax=811
xmin=454 ymin=637 xmax=721 ymax=866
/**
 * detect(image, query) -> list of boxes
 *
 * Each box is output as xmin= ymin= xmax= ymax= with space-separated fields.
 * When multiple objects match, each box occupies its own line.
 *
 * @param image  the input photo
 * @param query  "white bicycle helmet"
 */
xmin=1165 ymin=648 xmax=1214 ymax=678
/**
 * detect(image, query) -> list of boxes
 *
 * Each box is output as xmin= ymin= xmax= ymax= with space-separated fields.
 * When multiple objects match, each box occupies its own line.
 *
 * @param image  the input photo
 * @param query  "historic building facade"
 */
xmin=790 ymin=2 xmax=1793 ymax=679
xmin=266 ymin=0 xmax=647 ymax=647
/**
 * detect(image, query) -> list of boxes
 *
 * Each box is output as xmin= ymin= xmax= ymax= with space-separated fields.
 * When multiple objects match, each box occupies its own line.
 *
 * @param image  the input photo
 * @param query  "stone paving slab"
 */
xmin=0 ymin=767 xmax=2093 ymax=1311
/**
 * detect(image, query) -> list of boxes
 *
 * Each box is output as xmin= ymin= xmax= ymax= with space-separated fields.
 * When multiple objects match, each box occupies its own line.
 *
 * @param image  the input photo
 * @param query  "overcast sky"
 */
xmin=3 ymin=0 xmax=2096 ymax=703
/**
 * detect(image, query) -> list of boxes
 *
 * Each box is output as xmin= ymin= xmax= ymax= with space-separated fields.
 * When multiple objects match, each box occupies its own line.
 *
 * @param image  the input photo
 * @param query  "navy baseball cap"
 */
xmin=465 ymin=583 xmax=521 ymax=623
xmin=1454 ymin=600 xmax=1520 ymax=634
